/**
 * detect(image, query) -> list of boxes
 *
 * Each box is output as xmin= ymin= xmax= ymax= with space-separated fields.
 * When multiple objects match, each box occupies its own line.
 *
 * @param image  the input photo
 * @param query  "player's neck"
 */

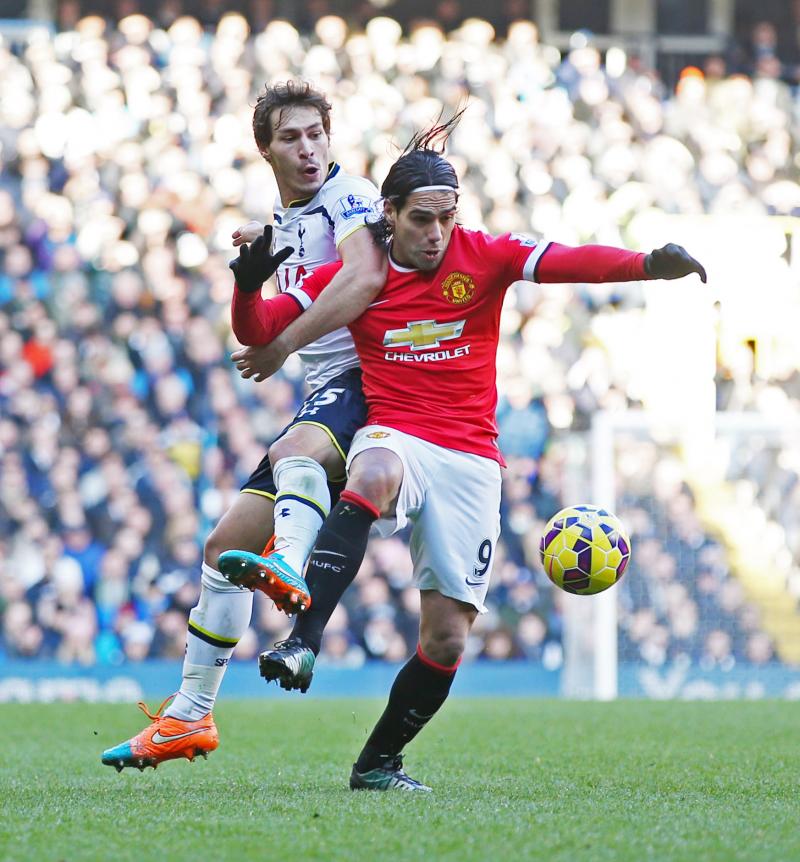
xmin=275 ymin=179 xmax=315 ymax=208
xmin=274 ymin=162 xmax=333 ymax=208
xmin=388 ymin=244 xmax=417 ymax=272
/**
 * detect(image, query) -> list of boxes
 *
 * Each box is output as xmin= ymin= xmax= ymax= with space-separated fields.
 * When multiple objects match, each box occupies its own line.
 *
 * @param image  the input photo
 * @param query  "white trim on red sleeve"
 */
xmin=522 ymin=240 xmax=553 ymax=282
xmin=286 ymin=285 xmax=313 ymax=310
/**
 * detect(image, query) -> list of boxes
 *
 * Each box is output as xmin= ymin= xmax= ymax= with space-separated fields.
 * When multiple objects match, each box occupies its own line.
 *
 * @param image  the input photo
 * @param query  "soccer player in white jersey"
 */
xmin=101 ymin=81 xmax=384 ymax=771
xmin=228 ymin=116 xmax=706 ymax=790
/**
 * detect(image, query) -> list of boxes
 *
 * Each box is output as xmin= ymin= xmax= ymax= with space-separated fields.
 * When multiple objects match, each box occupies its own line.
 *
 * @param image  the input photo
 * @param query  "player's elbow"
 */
xmin=363 ymin=261 xmax=387 ymax=290
xmin=231 ymin=322 xmax=250 ymax=344
xmin=232 ymin=326 xmax=268 ymax=347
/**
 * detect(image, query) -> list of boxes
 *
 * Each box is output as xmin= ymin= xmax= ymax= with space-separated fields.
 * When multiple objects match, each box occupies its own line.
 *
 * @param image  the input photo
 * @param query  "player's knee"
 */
xmin=267 ymin=434 xmax=298 ymax=468
xmin=203 ymin=528 xmax=225 ymax=570
xmin=203 ymin=519 xmax=244 ymax=569
xmin=268 ymin=432 xmax=341 ymax=477
xmin=420 ymin=631 xmax=466 ymax=668
xmin=347 ymin=456 xmax=402 ymax=514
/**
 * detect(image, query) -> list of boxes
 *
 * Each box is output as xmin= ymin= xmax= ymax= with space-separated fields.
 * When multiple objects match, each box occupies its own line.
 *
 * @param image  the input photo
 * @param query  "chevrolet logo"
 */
xmin=383 ymin=319 xmax=465 ymax=351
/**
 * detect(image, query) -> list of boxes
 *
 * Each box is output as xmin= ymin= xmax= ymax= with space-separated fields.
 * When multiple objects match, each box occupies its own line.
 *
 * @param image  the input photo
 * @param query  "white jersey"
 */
xmin=272 ymin=163 xmax=380 ymax=389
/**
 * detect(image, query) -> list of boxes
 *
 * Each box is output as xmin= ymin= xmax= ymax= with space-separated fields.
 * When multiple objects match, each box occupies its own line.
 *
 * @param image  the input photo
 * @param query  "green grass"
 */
xmin=1 ymin=699 xmax=798 ymax=862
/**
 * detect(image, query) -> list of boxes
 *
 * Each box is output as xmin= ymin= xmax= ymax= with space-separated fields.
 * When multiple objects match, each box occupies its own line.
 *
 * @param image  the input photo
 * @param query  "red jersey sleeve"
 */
xmin=487 ymin=233 xmax=649 ymax=284
xmin=480 ymin=232 xmax=553 ymax=285
xmin=230 ymin=261 xmax=343 ymax=345
xmin=534 ymin=242 xmax=648 ymax=283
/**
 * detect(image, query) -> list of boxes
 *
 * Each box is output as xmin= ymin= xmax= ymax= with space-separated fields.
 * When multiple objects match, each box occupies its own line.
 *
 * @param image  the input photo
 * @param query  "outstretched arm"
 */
xmin=535 ymin=241 xmax=706 ymax=284
xmin=232 ymin=226 xmax=387 ymax=382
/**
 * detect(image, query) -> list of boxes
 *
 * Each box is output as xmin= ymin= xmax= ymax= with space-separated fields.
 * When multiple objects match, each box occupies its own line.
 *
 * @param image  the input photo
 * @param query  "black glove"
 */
xmin=644 ymin=243 xmax=707 ymax=283
xmin=229 ymin=225 xmax=294 ymax=293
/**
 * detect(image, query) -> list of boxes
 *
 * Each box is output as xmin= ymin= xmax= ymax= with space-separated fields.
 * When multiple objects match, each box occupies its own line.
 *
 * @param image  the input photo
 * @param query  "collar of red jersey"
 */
xmin=388 ymin=247 xmax=419 ymax=273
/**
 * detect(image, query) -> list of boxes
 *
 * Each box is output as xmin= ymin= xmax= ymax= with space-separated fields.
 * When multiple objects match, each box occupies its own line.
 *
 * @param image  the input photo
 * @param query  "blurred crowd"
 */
xmin=53 ymin=0 xmax=535 ymax=42
xmin=47 ymin=0 xmax=800 ymax=88
xmin=615 ymin=439 xmax=779 ymax=669
xmin=1 ymin=8 xmax=797 ymax=668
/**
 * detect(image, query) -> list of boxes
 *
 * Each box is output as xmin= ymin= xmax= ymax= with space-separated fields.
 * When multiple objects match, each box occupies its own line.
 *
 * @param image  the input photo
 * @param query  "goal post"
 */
xmin=561 ymin=409 xmax=630 ymax=700
xmin=561 ymin=409 xmax=800 ymax=699
xmin=590 ymin=409 xmax=620 ymax=700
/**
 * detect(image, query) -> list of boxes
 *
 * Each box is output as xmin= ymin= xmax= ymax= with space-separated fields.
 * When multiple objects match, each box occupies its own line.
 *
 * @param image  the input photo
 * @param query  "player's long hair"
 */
xmin=368 ymin=108 xmax=465 ymax=246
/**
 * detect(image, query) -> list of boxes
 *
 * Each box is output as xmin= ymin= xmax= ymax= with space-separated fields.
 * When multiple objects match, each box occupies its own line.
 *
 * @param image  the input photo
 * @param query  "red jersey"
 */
xmin=253 ymin=226 xmax=648 ymax=464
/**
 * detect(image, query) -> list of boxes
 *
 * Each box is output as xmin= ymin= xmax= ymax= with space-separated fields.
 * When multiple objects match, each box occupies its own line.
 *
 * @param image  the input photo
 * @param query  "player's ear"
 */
xmin=383 ymin=199 xmax=396 ymax=227
xmin=260 ymin=148 xmax=272 ymax=163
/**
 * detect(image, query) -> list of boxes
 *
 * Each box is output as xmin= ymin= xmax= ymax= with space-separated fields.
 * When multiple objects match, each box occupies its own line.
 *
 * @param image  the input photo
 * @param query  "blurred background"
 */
xmin=2 ymin=0 xmax=800 ymax=700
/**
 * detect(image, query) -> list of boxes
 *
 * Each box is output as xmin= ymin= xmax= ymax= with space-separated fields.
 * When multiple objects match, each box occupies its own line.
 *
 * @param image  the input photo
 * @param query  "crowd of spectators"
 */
xmin=614 ymin=438 xmax=780 ymax=669
xmin=53 ymin=0 xmax=535 ymax=41
xmin=1 ymin=8 xmax=797 ymax=669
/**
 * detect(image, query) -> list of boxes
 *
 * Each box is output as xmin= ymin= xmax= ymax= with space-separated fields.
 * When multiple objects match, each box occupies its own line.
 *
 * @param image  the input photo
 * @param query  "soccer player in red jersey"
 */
xmin=228 ymin=117 xmax=706 ymax=790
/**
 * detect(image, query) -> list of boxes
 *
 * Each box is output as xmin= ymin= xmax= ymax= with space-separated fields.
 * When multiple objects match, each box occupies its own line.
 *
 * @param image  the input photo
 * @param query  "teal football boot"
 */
xmin=218 ymin=547 xmax=310 ymax=615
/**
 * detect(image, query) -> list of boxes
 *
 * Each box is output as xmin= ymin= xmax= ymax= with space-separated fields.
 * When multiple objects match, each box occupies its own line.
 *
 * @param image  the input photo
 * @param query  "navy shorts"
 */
xmin=241 ymin=367 xmax=367 ymax=500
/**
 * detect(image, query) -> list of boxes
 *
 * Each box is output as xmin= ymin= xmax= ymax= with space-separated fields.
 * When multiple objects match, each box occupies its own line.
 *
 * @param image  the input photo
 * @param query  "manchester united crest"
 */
xmin=441 ymin=271 xmax=476 ymax=305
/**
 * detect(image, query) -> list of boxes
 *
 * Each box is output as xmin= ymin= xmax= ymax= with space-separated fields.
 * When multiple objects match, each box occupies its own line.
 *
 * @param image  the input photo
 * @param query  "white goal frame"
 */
xmin=561 ymin=408 xmax=800 ymax=700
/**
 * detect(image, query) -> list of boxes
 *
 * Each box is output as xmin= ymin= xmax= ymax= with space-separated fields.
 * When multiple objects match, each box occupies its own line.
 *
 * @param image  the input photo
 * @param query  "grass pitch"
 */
xmin=1 ymin=698 xmax=798 ymax=862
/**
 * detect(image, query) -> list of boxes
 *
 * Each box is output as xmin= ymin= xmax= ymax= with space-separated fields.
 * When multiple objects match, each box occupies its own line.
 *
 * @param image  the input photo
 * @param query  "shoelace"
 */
xmin=273 ymin=637 xmax=304 ymax=651
xmin=382 ymin=755 xmax=404 ymax=773
xmin=384 ymin=756 xmax=425 ymax=787
xmin=137 ymin=693 xmax=177 ymax=722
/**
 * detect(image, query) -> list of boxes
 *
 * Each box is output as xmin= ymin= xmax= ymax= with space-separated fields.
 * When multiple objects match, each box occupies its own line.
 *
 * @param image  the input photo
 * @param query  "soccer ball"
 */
xmin=539 ymin=504 xmax=631 ymax=595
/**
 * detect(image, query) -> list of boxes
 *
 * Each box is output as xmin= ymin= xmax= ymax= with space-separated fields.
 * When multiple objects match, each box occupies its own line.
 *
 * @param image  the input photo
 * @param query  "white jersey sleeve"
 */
xmin=317 ymin=173 xmax=381 ymax=248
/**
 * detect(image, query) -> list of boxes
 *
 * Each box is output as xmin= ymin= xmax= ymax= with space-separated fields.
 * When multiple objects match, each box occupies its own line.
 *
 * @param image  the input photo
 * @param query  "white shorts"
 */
xmin=346 ymin=426 xmax=502 ymax=613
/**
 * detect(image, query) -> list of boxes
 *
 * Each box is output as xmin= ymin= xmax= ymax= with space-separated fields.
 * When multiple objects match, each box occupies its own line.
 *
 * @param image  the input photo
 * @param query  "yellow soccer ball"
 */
xmin=539 ymin=504 xmax=631 ymax=595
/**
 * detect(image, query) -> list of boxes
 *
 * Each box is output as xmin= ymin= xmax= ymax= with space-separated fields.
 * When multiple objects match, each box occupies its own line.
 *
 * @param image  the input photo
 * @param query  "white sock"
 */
xmin=166 ymin=563 xmax=254 ymax=721
xmin=272 ymin=456 xmax=331 ymax=574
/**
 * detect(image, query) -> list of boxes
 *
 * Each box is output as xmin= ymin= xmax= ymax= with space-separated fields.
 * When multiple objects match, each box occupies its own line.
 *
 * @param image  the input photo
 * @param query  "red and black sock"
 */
xmin=355 ymin=645 xmax=460 ymax=772
xmin=290 ymin=490 xmax=380 ymax=655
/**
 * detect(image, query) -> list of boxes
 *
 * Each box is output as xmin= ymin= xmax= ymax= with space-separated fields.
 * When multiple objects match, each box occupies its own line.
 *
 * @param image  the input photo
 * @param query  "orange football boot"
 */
xmin=101 ymin=696 xmax=218 ymax=772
